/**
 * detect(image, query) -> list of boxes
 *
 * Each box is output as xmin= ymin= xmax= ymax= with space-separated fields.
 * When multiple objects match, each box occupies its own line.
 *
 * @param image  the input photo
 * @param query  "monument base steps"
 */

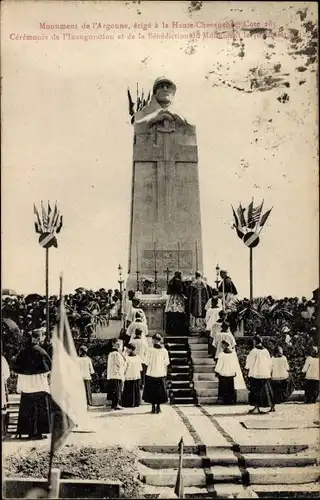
xmin=138 ymin=445 xmax=319 ymax=496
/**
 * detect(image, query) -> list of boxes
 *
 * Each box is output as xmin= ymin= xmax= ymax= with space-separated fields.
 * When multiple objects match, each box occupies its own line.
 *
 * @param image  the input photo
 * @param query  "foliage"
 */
xmin=228 ymin=297 xmax=294 ymax=336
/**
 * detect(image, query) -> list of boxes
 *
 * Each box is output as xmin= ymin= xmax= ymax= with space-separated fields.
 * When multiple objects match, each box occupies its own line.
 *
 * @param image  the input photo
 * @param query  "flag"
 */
xmin=50 ymin=300 xmax=87 ymax=454
xmin=248 ymin=202 xmax=263 ymax=229
xmin=174 ymin=437 xmax=184 ymax=498
xmin=232 ymin=206 xmax=244 ymax=239
xmin=56 ymin=216 xmax=63 ymax=234
xmin=33 ymin=203 xmax=44 ymax=233
xmin=127 ymin=88 xmax=135 ymax=117
xmin=34 ymin=222 xmax=41 ymax=234
xmin=259 ymin=207 xmax=273 ymax=229
xmin=237 ymin=203 xmax=246 ymax=228
xmin=246 ymin=200 xmax=254 ymax=228
xmin=41 ymin=201 xmax=48 ymax=230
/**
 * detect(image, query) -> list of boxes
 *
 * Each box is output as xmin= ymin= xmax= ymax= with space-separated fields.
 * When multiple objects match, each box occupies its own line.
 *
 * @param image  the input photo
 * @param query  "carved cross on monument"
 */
xmin=164 ymin=266 xmax=171 ymax=287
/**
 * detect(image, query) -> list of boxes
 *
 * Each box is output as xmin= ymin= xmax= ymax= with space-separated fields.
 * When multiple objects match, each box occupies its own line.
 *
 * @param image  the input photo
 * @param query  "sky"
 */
xmin=1 ymin=1 xmax=318 ymax=298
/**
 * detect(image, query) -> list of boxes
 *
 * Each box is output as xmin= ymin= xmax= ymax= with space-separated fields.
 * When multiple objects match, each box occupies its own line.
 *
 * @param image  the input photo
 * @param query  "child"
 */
xmin=143 ymin=333 xmax=170 ymax=414
xmin=205 ymin=297 xmax=222 ymax=356
xmin=215 ymin=340 xmax=238 ymax=404
xmin=302 ymin=346 xmax=319 ymax=404
xmin=78 ymin=346 xmax=95 ymax=407
xmin=245 ymin=336 xmax=274 ymax=414
xmin=270 ymin=346 xmax=292 ymax=405
xmin=126 ymin=313 xmax=148 ymax=344
xmin=213 ymin=321 xmax=236 ymax=360
xmin=130 ymin=329 xmax=148 ymax=389
xmin=107 ymin=339 xmax=126 ymax=410
xmin=122 ymin=344 xmax=142 ymax=407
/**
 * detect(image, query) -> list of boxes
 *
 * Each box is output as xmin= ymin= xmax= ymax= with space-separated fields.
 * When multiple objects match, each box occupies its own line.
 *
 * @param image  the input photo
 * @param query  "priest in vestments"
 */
xmin=13 ymin=329 xmax=52 ymax=439
xmin=218 ymin=270 xmax=238 ymax=309
xmin=188 ymin=272 xmax=211 ymax=333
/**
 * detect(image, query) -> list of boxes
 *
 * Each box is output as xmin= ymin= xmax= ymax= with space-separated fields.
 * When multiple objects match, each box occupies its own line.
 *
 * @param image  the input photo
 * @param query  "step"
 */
xmin=197 ymin=396 xmax=218 ymax=404
xmin=140 ymin=466 xmax=242 ymax=486
xmin=170 ymin=358 xmax=191 ymax=365
xmin=168 ymin=388 xmax=195 ymax=397
xmin=243 ymin=454 xmax=318 ymax=468
xmin=188 ymin=337 xmax=208 ymax=344
xmin=170 ymin=397 xmax=197 ymax=404
xmin=189 ymin=344 xmax=208 ymax=351
xmin=194 ymin=381 xmax=218 ymax=390
xmin=248 ymin=466 xmax=320 ymax=485
xmin=193 ymin=372 xmax=217 ymax=381
xmin=192 ymin=358 xmax=215 ymax=365
xmin=169 ymin=351 xmax=189 ymax=358
xmin=140 ymin=450 xmax=238 ymax=469
xmin=193 ymin=365 xmax=214 ymax=373
xmin=167 ymin=381 xmax=193 ymax=389
xmin=168 ymin=373 xmax=193 ymax=381
xmin=190 ymin=351 xmax=208 ymax=358
xmin=169 ymin=366 xmax=192 ymax=373
xmin=195 ymin=388 xmax=219 ymax=398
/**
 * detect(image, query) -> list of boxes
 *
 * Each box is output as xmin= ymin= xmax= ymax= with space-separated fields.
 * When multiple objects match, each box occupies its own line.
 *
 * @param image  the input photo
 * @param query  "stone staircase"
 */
xmin=164 ymin=337 xmax=198 ymax=405
xmin=139 ymin=444 xmax=320 ymax=498
xmin=189 ymin=336 xmax=219 ymax=405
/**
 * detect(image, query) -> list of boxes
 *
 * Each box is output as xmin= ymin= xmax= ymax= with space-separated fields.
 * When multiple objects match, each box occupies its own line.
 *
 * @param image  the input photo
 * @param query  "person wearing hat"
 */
xmin=218 ymin=270 xmax=238 ymax=309
xmin=78 ymin=345 xmax=95 ymax=407
xmin=215 ymin=340 xmax=238 ymax=405
xmin=12 ymin=329 xmax=52 ymax=439
xmin=122 ymin=344 xmax=142 ymax=408
xmin=245 ymin=336 xmax=275 ymax=414
xmin=134 ymin=76 xmax=190 ymax=127
xmin=143 ymin=333 xmax=170 ymax=413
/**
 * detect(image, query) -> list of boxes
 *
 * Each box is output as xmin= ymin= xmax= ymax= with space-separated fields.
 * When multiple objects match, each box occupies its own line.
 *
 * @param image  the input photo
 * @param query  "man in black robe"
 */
xmin=165 ymin=271 xmax=187 ymax=335
xmin=218 ymin=270 xmax=238 ymax=308
xmin=188 ymin=272 xmax=211 ymax=333
xmin=13 ymin=329 xmax=52 ymax=440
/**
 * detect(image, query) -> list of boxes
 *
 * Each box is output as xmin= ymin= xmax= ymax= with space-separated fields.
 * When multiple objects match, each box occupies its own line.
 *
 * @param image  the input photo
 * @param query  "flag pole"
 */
xmin=46 ymin=248 xmax=50 ymax=339
xmin=47 ymin=274 xmax=63 ymax=495
xmin=250 ymin=248 xmax=253 ymax=300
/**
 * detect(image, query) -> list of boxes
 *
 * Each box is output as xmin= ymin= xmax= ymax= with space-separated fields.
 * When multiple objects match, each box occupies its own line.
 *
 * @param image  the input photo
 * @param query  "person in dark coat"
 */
xmin=188 ymin=272 xmax=211 ymax=333
xmin=165 ymin=271 xmax=187 ymax=335
xmin=13 ymin=329 xmax=52 ymax=439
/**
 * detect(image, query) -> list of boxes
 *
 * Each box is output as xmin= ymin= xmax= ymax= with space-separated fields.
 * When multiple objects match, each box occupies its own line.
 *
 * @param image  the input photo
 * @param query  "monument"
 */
xmin=127 ymin=77 xmax=204 ymax=298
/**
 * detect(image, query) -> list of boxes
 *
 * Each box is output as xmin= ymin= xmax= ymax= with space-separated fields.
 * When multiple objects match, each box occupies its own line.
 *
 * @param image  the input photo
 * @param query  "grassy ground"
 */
xmin=3 ymin=445 xmax=143 ymax=498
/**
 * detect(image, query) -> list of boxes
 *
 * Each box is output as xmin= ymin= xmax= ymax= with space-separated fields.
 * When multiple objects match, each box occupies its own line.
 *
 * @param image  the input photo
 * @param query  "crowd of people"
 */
xmin=2 ymin=288 xmax=122 ymax=339
xmin=1 ymin=274 xmax=319 ymax=440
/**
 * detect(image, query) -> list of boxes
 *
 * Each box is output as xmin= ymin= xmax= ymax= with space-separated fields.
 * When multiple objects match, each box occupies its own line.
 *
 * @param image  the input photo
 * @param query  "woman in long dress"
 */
xmin=13 ymin=329 xmax=52 ymax=439
xmin=122 ymin=344 xmax=142 ymax=407
xmin=143 ymin=333 xmax=170 ymax=413
xmin=245 ymin=335 xmax=275 ymax=414
xmin=270 ymin=346 xmax=293 ymax=405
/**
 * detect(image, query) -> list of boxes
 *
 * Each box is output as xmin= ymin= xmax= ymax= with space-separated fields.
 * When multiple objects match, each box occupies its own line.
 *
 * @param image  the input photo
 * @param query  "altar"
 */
xmin=135 ymin=292 xmax=167 ymax=335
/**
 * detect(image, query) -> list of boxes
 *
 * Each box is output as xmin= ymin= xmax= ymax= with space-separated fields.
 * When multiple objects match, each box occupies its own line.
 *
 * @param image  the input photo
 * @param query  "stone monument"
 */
xmin=127 ymin=77 xmax=204 ymax=297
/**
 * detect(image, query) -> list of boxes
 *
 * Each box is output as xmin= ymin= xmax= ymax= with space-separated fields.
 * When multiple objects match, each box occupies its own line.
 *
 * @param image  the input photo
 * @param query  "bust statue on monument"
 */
xmin=134 ymin=77 xmax=192 ymax=128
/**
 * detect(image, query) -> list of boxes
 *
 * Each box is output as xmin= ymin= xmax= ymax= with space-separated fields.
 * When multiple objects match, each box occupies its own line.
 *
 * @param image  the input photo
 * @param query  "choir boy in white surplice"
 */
xmin=215 ymin=340 xmax=238 ymax=404
xmin=122 ymin=344 xmax=142 ymax=407
xmin=107 ymin=339 xmax=127 ymax=410
xmin=143 ymin=334 xmax=170 ymax=414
